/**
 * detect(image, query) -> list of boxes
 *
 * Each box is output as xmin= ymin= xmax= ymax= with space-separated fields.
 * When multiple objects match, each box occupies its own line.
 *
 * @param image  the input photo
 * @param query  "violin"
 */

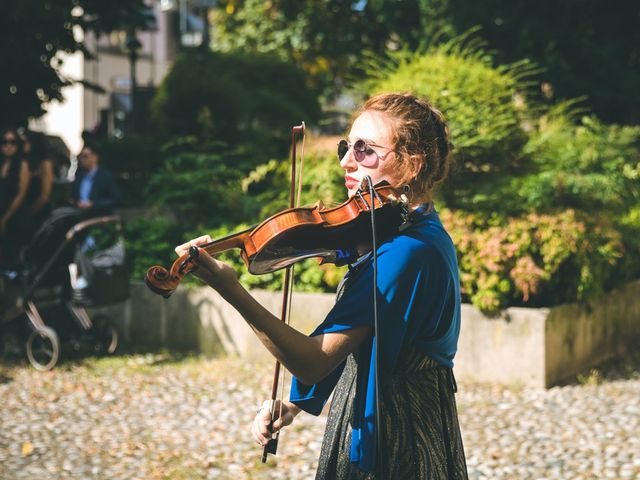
xmin=145 ymin=181 xmax=408 ymax=298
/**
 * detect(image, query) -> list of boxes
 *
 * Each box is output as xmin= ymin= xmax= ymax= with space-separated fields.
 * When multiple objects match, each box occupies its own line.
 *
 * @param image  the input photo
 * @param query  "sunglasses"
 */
xmin=337 ymin=139 xmax=393 ymax=167
xmin=1 ymin=139 xmax=18 ymax=146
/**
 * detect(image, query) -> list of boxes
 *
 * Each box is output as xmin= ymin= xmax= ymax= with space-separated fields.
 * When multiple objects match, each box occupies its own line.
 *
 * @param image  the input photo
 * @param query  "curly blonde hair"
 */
xmin=357 ymin=92 xmax=453 ymax=204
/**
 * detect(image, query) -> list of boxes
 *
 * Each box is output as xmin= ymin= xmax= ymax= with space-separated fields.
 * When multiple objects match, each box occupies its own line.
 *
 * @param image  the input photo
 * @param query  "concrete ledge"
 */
xmin=454 ymin=305 xmax=548 ymax=387
xmin=94 ymin=280 xmax=640 ymax=388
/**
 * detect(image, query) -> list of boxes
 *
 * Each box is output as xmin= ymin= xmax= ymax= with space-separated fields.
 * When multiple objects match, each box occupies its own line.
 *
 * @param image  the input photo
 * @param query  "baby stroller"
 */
xmin=0 ymin=207 xmax=129 ymax=370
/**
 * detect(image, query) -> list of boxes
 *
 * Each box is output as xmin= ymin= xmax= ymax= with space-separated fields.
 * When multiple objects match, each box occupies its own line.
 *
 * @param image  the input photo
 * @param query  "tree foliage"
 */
xmin=1 ymin=0 xmax=151 ymax=128
xmin=211 ymin=0 xmax=374 ymax=97
xmin=211 ymin=0 xmax=462 ymax=101
xmin=446 ymin=0 xmax=640 ymax=124
xmin=211 ymin=0 xmax=640 ymax=123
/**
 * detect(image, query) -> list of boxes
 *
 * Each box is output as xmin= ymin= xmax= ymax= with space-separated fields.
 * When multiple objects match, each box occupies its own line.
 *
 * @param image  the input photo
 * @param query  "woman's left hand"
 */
xmin=175 ymin=235 xmax=238 ymax=292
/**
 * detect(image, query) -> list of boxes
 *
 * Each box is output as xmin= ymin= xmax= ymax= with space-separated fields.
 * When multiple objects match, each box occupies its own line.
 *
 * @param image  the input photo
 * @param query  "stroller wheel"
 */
xmin=26 ymin=326 xmax=60 ymax=371
xmin=92 ymin=315 xmax=119 ymax=355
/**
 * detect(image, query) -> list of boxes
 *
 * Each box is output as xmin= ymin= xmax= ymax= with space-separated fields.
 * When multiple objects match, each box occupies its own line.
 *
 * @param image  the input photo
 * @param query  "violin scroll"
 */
xmin=145 ymin=248 xmax=200 ymax=298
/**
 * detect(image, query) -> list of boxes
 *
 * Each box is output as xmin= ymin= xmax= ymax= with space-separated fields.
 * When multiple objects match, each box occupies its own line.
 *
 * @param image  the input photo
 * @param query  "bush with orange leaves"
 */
xmin=440 ymin=209 xmax=624 ymax=313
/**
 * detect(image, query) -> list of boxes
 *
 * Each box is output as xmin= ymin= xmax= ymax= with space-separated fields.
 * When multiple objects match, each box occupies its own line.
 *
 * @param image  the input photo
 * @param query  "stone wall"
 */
xmin=94 ymin=280 xmax=640 ymax=388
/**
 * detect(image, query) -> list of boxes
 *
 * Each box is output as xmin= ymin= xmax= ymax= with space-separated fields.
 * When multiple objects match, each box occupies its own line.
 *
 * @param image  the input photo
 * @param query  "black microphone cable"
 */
xmin=361 ymin=175 xmax=384 ymax=478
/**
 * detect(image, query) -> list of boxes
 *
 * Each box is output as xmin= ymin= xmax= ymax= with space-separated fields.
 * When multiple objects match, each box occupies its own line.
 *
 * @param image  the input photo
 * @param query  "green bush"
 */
xmin=241 ymin=150 xmax=344 ymax=220
xmin=144 ymin=136 xmax=247 ymax=230
xmin=139 ymin=50 xmax=323 ymax=256
xmin=151 ymin=50 xmax=320 ymax=166
xmin=360 ymin=33 xmax=541 ymax=211
xmin=515 ymin=104 xmax=640 ymax=300
xmin=124 ymin=217 xmax=184 ymax=283
xmin=520 ymin=104 xmax=640 ymax=214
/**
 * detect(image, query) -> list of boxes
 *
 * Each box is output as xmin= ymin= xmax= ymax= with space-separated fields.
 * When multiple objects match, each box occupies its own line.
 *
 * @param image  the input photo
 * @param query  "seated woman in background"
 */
xmin=20 ymin=129 xmax=54 ymax=227
xmin=0 ymin=128 xmax=30 ymax=264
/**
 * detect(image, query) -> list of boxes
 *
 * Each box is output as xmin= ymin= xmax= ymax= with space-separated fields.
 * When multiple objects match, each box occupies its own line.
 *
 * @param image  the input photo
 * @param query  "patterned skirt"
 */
xmin=315 ymin=347 xmax=468 ymax=479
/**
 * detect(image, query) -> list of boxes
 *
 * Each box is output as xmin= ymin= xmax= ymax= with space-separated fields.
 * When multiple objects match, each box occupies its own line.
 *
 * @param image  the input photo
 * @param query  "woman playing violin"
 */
xmin=176 ymin=92 xmax=468 ymax=479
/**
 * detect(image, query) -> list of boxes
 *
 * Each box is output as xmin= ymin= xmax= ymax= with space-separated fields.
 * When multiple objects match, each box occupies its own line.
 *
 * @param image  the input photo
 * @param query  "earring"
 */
xmin=400 ymin=184 xmax=410 ymax=205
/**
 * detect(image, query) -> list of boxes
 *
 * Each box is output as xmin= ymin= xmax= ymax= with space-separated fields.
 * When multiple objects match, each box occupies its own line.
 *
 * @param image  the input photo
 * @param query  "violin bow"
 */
xmin=262 ymin=122 xmax=306 ymax=462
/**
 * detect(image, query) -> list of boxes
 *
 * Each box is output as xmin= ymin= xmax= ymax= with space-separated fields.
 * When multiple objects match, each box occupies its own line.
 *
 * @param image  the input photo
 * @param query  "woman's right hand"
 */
xmin=251 ymin=400 xmax=300 ymax=446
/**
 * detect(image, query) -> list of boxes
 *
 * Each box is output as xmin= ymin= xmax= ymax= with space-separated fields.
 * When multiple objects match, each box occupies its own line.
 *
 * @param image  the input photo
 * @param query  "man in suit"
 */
xmin=72 ymin=142 xmax=119 ymax=215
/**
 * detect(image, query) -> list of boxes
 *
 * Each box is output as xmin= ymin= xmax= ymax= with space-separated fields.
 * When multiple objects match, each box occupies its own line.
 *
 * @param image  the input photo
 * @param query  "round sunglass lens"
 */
xmin=353 ymin=140 xmax=367 ymax=162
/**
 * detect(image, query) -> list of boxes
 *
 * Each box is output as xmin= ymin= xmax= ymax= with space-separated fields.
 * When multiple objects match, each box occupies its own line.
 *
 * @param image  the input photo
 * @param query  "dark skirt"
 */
xmin=316 ymin=347 xmax=468 ymax=480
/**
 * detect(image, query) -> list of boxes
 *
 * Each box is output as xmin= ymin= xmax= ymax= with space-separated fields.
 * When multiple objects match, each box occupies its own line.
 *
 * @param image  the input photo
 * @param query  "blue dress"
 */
xmin=290 ymin=208 xmax=468 ymax=479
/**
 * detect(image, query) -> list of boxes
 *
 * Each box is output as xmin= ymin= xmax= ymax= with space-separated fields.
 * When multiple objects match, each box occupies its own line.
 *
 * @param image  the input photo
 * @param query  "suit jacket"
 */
xmin=72 ymin=167 xmax=120 ymax=214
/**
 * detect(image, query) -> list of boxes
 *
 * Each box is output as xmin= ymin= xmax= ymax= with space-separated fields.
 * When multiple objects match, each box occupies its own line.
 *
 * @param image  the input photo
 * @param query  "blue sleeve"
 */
xmin=290 ymin=232 xmax=453 ymax=413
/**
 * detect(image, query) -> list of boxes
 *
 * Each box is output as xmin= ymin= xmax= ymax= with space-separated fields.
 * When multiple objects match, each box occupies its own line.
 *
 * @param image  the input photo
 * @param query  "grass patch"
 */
xmin=576 ymin=368 xmax=601 ymax=386
xmin=150 ymin=454 xmax=206 ymax=480
xmin=67 ymin=351 xmax=201 ymax=376
xmin=565 ymin=351 xmax=640 ymax=386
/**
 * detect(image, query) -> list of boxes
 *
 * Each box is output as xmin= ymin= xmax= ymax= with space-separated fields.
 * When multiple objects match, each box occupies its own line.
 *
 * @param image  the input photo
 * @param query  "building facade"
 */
xmin=31 ymin=0 xmax=208 ymax=156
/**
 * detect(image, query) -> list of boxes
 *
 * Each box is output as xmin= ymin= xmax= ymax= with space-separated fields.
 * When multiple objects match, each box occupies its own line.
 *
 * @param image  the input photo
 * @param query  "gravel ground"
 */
xmin=1 ymin=353 xmax=639 ymax=480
